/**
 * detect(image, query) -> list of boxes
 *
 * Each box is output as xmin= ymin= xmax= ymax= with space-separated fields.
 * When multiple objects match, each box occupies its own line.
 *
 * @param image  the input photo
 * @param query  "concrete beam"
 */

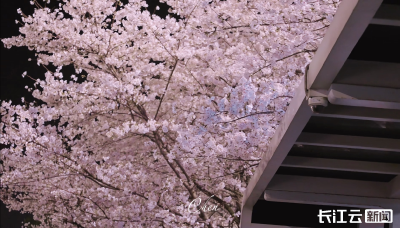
xmin=307 ymin=0 xmax=383 ymax=90
xmin=296 ymin=133 xmax=400 ymax=152
xmin=333 ymin=60 xmax=400 ymax=89
xmin=313 ymin=105 xmax=400 ymax=123
xmin=267 ymin=175 xmax=389 ymax=198
xmin=372 ymin=3 xmax=400 ymax=27
xmin=240 ymin=77 xmax=313 ymax=227
xmin=264 ymin=189 xmax=400 ymax=208
xmin=370 ymin=18 xmax=400 ymax=26
xmin=281 ymin=156 xmax=400 ymax=175
xmin=390 ymin=176 xmax=400 ymax=199
xmin=328 ymin=84 xmax=400 ymax=110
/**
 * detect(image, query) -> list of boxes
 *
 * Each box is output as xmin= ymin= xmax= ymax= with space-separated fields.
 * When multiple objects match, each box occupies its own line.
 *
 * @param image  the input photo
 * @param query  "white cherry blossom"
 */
xmin=1 ymin=0 xmax=340 ymax=227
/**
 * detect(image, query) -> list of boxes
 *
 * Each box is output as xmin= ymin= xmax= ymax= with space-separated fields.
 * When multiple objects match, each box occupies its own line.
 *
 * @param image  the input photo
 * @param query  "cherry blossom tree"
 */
xmin=1 ymin=0 xmax=339 ymax=227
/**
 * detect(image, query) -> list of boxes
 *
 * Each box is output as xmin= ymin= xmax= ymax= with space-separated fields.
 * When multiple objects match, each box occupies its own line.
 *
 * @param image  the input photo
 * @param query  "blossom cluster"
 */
xmin=1 ymin=0 xmax=339 ymax=227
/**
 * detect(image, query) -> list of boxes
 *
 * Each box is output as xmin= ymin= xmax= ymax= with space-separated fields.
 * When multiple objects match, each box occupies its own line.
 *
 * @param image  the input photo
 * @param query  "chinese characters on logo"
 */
xmin=318 ymin=209 xmax=393 ymax=224
xmin=318 ymin=209 xmax=362 ymax=223
xmin=365 ymin=209 xmax=393 ymax=223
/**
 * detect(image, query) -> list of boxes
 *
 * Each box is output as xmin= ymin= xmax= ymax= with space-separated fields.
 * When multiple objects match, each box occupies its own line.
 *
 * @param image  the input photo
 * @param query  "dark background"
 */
xmin=1 ymin=0 xmax=38 ymax=105
xmin=1 ymin=0 xmax=39 ymax=226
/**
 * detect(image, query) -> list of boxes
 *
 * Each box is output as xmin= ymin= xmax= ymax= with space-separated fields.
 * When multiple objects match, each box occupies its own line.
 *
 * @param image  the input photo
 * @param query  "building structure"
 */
xmin=240 ymin=0 xmax=400 ymax=227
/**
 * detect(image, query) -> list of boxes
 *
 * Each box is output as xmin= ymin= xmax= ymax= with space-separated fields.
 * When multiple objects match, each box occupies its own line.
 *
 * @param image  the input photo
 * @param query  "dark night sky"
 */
xmin=1 ymin=0 xmax=39 ymax=105
xmin=1 ymin=0 xmax=38 ymax=226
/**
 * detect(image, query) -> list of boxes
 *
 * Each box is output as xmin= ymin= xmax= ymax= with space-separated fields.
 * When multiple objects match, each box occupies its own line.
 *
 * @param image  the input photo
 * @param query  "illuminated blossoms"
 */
xmin=1 ymin=0 xmax=339 ymax=227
